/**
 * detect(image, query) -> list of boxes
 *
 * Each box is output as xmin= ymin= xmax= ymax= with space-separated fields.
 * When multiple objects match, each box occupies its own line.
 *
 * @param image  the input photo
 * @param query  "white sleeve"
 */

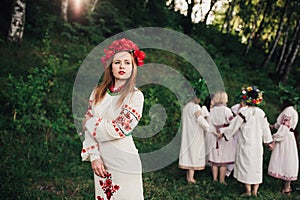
xmin=85 ymin=91 xmax=144 ymax=142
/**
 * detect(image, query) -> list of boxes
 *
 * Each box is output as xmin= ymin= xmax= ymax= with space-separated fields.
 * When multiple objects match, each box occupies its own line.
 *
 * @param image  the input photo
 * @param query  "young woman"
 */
xmin=219 ymin=86 xmax=273 ymax=197
xmin=207 ymin=91 xmax=235 ymax=184
xmin=179 ymin=91 xmax=215 ymax=183
xmin=81 ymin=38 xmax=146 ymax=200
xmin=268 ymin=99 xmax=299 ymax=195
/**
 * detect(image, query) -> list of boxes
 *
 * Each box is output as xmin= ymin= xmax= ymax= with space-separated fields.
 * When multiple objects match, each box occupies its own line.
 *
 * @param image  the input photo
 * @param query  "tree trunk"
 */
xmin=275 ymin=31 xmax=288 ymax=73
xmin=182 ymin=0 xmax=195 ymax=35
xmin=278 ymin=20 xmax=300 ymax=82
xmin=262 ymin=0 xmax=289 ymax=68
xmin=90 ymin=0 xmax=99 ymax=12
xmin=7 ymin=0 xmax=26 ymax=44
xmin=252 ymin=0 xmax=272 ymax=48
xmin=221 ymin=0 xmax=237 ymax=33
xmin=244 ymin=0 xmax=264 ymax=55
xmin=203 ymin=0 xmax=217 ymax=24
xmin=61 ymin=0 xmax=68 ymax=22
xmin=280 ymin=38 xmax=299 ymax=83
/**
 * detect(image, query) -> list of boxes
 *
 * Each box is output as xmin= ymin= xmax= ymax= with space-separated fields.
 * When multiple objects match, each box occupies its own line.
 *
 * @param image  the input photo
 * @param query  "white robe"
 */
xmin=81 ymin=89 xmax=144 ymax=200
xmin=179 ymin=102 xmax=214 ymax=170
xmin=220 ymin=106 xmax=273 ymax=184
xmin=268 ymin=106 xmax=299 ymax=181
xmin=207 ymin=105 xmax=235 ymax=165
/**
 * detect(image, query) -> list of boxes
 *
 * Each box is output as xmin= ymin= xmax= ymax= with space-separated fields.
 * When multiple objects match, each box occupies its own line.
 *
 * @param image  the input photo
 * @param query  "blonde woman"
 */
xmin=81 ymin=38 xmax=146 ymax=200
xmin=207 ymin=91 xmax=235 ymax=184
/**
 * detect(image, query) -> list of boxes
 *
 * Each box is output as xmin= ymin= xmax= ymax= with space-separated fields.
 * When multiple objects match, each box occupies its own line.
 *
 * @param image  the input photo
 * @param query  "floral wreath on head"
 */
xmin=240 ymin=86 xmax=263 ymax=106
xmin=101 ymin=38 xmax=146 ymax=69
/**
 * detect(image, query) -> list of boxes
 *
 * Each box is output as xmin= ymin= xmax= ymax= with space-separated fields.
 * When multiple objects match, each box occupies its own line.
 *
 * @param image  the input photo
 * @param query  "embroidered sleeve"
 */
xmin=85 ymin=91 xmax=144 ymax=142
xmin=280 ymin=114 xmax=291 ymax=128
xmin=81 ymin=130 xmax=101 ymax=162
xmin=81 ymin=90 xmax=101 ymax=162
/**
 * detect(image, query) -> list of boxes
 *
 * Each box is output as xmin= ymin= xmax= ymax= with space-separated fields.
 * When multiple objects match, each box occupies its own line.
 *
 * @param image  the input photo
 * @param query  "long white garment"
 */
xmin=268 ymin=106 xmax=299 ymax=181
xmin=207 ymin=105 xmax=235 ymax=165
xmin=226 ymin=104 xmax=242 ymax=176
xmin=179 ymin=102 xmax=214 ymax=170
xmin=220 ymin=106 xmax=273 ymax=184
xmin=81 ymin=89 xmax=144 ymax=200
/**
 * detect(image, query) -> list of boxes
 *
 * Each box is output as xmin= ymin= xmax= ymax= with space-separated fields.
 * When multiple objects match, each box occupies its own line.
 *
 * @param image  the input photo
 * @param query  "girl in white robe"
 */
xmin=207 ymin=91 xmax=235 ymax=184
xmin=81 ymin=38 xmax=146 ymax=200
xmin=179 ymin=93 xmax=215 ymax=183
xmin=268 ymin=100 xmax=299 ymax=194
xmin=220 ymin=86 xmax=273 ymax=197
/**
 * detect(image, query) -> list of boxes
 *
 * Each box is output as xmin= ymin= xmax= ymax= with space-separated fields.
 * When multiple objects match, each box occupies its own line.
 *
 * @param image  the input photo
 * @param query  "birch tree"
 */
xmin=8 ymin=0 xmax=26 ymax=44
xmin=277 ymin=19 xmax=300 ymax=82
xmin=262 ymin=0 xmax=290 ymax=68
xmin=61 ymin=0 xmax=68 ymax=22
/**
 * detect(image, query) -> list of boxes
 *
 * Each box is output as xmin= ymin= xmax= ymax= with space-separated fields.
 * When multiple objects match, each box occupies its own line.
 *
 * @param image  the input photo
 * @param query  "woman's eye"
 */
xmin=114 ymin=61 xmax=120 ymax=64
xmin=125 ymin=61 xmax=131 ymax=65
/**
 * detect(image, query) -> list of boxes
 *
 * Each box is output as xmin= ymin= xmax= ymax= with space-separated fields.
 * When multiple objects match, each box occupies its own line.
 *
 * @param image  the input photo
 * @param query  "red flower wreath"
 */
xmin=101 ymin=38 xmax=146 ymax=68
xmin=97 ymin=172 xmax=120 ymax=200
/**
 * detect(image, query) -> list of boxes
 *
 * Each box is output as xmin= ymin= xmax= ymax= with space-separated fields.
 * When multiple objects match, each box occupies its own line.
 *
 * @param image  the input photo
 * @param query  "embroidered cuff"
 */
xmin=113 ymin=104 xmax=141 ymax=136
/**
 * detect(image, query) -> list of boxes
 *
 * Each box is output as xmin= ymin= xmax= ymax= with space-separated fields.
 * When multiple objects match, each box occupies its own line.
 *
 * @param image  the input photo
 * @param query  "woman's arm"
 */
xmin=85 ymin=91 xmax=144 ymax=142
xmin=219 ymin=112 xmax=244 ymax=141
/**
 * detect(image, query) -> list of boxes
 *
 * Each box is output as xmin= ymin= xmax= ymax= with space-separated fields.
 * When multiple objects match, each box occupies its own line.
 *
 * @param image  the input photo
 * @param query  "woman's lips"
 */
xmin=119 ymin=71 xmax=125 ymax=75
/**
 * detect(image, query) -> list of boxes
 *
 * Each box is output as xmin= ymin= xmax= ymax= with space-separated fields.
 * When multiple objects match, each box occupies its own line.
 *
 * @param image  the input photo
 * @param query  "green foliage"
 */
xmin=5 ymin=67 xmax=53 ymax=134
xmin=278 ymin=82 xmax=300 ymax=112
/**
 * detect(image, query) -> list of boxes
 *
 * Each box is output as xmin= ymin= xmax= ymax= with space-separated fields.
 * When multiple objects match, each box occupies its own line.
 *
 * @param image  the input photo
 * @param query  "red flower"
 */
xmin=105 ymin=179 xmax=112 ymax=187
xmin=242 ymin=95 xmax=247 ymax=99
xmin=114 ymin=185 xmax=120 ymax=190
xmin=252 ymin=99 xmax=256 ymax=104
xmin=134 ymin=50 xmax=146 ymax=66
xmin=105 ymin=189 xmax=113 ymax=200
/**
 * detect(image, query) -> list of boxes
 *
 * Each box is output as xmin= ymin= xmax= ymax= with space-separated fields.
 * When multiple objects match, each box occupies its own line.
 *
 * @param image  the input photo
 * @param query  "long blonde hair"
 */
xmin=93 ymin=52 xmax=138 ymax=107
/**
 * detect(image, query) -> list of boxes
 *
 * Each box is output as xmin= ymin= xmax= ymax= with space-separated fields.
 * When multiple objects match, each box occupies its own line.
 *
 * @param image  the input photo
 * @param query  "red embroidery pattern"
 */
xmin=124 ymin=104 xmax=141 ymax=120
xmin=280 ymin=114 xmax=291 ymax=128
xmin=112 ymin=104 xmax=141 ymax=137
xmin=115 ymin=110 xmax=133 ymax=132
xmin=81 ymin=143 xmax=99 ymax=154
xmin=112 ymin=120 xmax=125 ymax=138
xmin=92 ymin=118 xmax=102 ymax=137
xmin=84 ymin=100 xmax=94 ymax=118
xmin=97 ymin=172 xmax=120 ymax=200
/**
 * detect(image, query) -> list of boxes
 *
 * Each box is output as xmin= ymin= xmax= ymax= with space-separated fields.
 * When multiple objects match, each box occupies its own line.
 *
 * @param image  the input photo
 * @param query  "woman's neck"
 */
xmin=114 ymin=79 xmax=127 ymax=89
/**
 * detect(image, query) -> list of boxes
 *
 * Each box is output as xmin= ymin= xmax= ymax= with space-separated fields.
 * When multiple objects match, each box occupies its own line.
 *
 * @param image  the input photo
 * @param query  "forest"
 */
xmin=0 ymin=0 xmax=299 ymax=199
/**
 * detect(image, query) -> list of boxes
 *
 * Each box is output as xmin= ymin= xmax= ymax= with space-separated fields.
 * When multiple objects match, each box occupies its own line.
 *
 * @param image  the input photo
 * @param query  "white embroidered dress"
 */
xmin=81 ymin=88 xmax=144 ymax=200
xmin=220 ymin=106 xmax=273 ymax=184
xmin=207 ymin=105 xmax=235 ymax=165
xmin=179 ymin=102 xmax=213 ymax=170
xmin=268 ymin=106 xmax=299 ymax=181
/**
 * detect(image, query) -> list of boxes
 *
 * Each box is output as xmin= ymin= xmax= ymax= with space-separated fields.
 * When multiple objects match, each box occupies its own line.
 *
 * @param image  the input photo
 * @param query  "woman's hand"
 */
xmin=267 ymin=142 xmax=274 ymax=150
xmin=91 ymin=159 xmax=107 ymax=178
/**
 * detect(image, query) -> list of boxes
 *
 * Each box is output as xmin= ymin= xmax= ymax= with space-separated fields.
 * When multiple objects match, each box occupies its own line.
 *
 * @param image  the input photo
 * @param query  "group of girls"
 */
xmin=179 ymin=86 xmax=299 ymax=197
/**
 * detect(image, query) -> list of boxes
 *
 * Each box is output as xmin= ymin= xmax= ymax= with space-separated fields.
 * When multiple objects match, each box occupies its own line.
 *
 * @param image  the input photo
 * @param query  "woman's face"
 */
xmin=111 ymin=51 xmax=133 ymax=81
